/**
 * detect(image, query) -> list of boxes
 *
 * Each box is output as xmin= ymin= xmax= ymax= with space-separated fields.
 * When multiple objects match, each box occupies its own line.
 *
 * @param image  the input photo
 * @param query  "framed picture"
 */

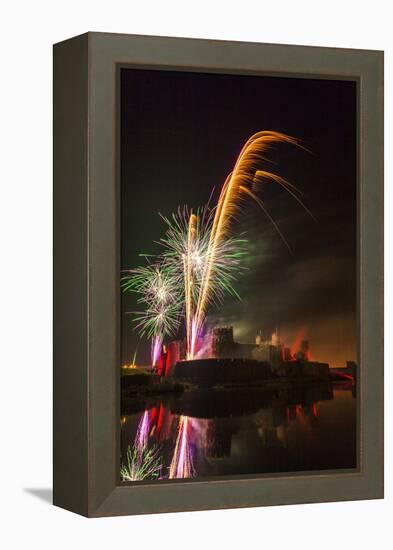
xmin=53 ymin=32 xmax=383 ymax=517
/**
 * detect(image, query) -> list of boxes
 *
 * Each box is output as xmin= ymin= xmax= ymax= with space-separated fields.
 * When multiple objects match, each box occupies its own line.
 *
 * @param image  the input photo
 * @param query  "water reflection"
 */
xmin=169 ymin=416 xmax=195 ymax=479
xmin=120 ymin=382 xmax=356 ymax=481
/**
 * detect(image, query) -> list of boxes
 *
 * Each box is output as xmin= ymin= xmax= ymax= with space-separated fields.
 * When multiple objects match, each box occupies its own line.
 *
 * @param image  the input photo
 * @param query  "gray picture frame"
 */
xmin=53 ymin=32 xmax=383 ymax=517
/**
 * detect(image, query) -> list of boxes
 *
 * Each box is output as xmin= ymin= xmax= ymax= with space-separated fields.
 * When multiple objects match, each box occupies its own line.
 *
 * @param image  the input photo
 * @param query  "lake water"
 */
xmin=120 ymin=382 xmax=357 ymax=482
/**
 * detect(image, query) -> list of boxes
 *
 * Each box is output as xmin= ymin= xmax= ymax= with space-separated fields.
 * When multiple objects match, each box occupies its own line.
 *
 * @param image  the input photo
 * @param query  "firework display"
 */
xmin=169 ymin=416 xmax=195 ymax=479
xmin=191 ymin=131 xmax=309 ymax=359
xmin=121 ymin=264 xmax=181 ymax=365
xmin=158 ymin=206 xmax=247 ymax=358
xmin=122 ymin=132 xmax=309 ymax=363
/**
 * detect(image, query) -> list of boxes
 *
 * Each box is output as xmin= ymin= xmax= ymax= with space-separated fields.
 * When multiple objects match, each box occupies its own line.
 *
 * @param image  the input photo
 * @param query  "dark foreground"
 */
xmin=120 ymin=381 xmax=357 ymax=481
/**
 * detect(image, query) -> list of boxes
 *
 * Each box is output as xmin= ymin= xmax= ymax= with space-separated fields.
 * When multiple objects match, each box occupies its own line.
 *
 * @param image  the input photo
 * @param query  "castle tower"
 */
xmin=271 ymin=328 xmax=280 ymax=347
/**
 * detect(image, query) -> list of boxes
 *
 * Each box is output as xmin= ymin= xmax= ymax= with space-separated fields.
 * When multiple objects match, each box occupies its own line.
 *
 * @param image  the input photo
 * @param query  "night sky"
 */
xmin=121 ymin=68 xmax=357 ymax=368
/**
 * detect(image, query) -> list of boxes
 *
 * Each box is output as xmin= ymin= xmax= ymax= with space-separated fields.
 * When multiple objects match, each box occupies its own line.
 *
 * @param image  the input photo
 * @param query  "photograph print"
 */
xmin=119 ymin=67 xmax=357 ymax=483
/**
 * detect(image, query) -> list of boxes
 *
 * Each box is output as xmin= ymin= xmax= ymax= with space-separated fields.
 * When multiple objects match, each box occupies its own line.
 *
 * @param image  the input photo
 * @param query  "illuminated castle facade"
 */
xmin=157 ymin=325 xmax=325 ymax=378
xmin=210 ymin=326 xmax=309 ymax=366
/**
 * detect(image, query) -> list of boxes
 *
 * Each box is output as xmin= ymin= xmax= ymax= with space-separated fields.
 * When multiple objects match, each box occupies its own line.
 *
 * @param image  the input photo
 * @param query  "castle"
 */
xmin=156 ymin=326 xmax=325 ymax=378
xmin=211 ymin=326 xmax=309 ymax=365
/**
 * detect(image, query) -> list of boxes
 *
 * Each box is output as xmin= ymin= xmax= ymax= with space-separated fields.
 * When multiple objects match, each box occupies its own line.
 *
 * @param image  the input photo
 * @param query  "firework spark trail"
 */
xmin=151 ymin=334 xmax=163 ymax=367
xmin=191 ymin=131 xmax=308 ymax=358
xmin=159 ymin=206 xmax=247 ymax=358
xmin=120 ymin=444 xmax=162 ymax=482
xmin=169 ymin=416 xmax=195 ymax=479
xmin=184 ymin=213 xmax=197 ymax=359
xmin=135 ymin=410 xmax=151 ymax=452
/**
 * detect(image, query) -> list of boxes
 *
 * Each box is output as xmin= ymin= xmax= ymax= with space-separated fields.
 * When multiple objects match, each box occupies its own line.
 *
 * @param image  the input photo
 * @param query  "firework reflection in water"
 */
xmin=120 ymin=444 xmax=162 ymax=482
xmin=169 ymin=416 xmax=196 ymax=479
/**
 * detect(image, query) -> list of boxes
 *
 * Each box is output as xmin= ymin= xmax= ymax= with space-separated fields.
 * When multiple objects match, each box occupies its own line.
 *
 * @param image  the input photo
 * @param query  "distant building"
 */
xmin=211 ymin=326 xmax=255 ymax=359
xmin=163 ymin=325 xmax=331 ymax=380
xmin=252 ymin=329 xmax=284 ymax=366
xmin=160 ymin=338 xmax=186 ymax=376
xmin=295 ymin=340 xmax=309 ymax=361
xmin=271 ymin=328 xmax=280 ymax=347
xmin=211 ymin=326 xmax=234 ymax=355
xmin=209 ymin=326 xmax=290 ymax=366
